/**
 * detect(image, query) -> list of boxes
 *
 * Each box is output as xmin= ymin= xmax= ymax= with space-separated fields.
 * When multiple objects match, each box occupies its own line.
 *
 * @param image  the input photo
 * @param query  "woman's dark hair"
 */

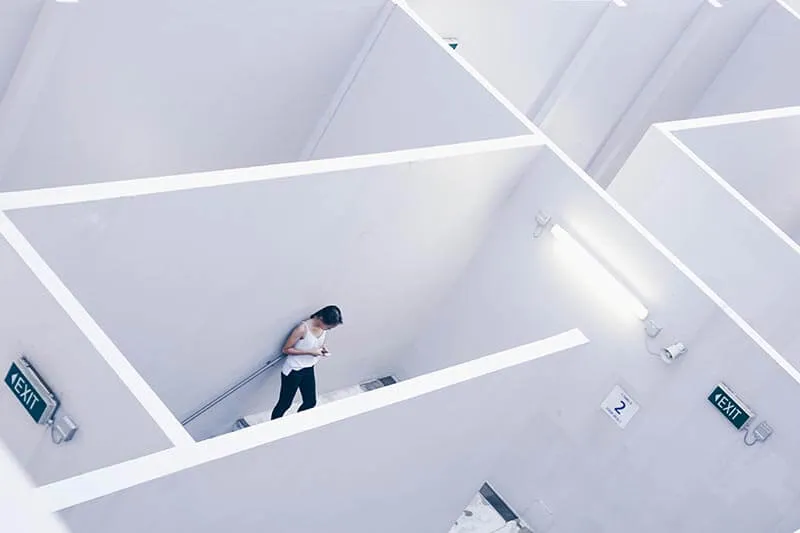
xmin=311 ymin=305 xmax=343 ymax=326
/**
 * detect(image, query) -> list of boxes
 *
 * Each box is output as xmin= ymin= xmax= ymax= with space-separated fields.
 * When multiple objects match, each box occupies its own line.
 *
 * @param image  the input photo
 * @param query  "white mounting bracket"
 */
xmin=533 ymin=211 xmax=552 ymax=238
xmin=644 ymin=320 xmax=662 ymax=338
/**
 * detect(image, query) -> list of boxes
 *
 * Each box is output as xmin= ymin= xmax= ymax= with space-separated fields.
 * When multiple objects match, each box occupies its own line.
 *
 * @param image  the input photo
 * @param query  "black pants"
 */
xmin=271 ymin=367 xmax=317 ymax=419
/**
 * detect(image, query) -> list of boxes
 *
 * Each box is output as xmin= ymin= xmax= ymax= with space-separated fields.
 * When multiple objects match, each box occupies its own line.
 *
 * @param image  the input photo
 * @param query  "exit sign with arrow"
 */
xmin=708 ymin=383 xmax=754 ymax=430
xmin=4 ymin=358 xmax=59 ymax=424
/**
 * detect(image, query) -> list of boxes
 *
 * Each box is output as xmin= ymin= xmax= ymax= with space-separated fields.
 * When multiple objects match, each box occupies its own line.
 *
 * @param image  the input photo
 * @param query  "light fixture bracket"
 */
xmin=644 ymin=320 xmax=662 ymax=338
xmin=533 ymin=211 xmax=551 ymax=238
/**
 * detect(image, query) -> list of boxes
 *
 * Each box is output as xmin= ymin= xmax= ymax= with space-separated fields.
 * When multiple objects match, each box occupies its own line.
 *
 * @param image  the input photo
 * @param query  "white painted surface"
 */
xmin=674 ymin=114 xmax=800 ymax=243
xmin=0 ymin=136 xmax=539 ymax=211
xmin=534 ymin=0 xmax=708 ymax=168
xmin=0 ymin=439 xmax=71 ymax=533
xmin=488 ymin=309 xmax=800 ymax=532
xmin=609 ymin=127 xmax=800 ymax=375
xmin=398 ymin=147 xmax=721 ymax=381
xmin=7 ymin=144 xmax=540 ymax=440
xmin=0 ymin=0 xmax=78 ymax=186
xmin=780 ymin=0 xmax=800 ymax=17
xmin=409 ymin=0 xmax=776 ymax=185
xmin=406 ymin=0 xmax=606 ymax=118
xmin=0 ymin=0 xmax=43 ymax=101
xmin=0 ymin=213 xmax=193 ymax=447
xmin=397 ymin=147 xmax=800 ymax=531
xmin=40 ymin=330 xmax=588 ymax=517
xmin=0 ymin=0 xmax=386 ymax=191
xmin=0 ymin=233 xmax=172 ymax=485
xmin=306 ymin=5 xmax=529 ymax=159
xmin=550 ymin=223 xmax=650 ymax=320
xmin=585 ymin=0 xmax=771 ymax=185
xmin=659 ymin=105 xmax=800 ymax=132
xmin=692 ymin=2 xmax=800 ymax=117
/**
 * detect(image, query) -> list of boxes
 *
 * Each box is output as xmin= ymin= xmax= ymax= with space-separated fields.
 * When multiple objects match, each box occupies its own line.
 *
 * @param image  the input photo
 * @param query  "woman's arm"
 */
xmin=282 ymin=325 xmax=322 ymax=356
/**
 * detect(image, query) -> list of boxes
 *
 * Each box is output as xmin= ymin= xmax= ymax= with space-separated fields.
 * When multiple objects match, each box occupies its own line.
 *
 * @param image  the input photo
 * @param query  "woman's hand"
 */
xmin=309 ymin=347 xmax=324 ymax=357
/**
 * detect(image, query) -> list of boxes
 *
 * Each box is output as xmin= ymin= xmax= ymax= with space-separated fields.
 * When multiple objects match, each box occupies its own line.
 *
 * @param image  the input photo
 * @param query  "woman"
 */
xmin=271 ymin=305 xmax=343 ymax=419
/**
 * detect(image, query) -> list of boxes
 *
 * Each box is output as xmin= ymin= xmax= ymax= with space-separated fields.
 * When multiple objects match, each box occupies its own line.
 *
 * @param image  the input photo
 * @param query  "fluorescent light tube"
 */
xmin=551 ymin=224 xmax=649 ymax=320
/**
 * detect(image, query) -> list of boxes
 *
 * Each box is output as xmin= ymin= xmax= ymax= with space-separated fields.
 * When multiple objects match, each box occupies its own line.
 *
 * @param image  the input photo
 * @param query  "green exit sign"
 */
xmin=4 ymin=359 xmax=59 ymax=424
xmin=708 ymin=383 xmax=754 ymax=430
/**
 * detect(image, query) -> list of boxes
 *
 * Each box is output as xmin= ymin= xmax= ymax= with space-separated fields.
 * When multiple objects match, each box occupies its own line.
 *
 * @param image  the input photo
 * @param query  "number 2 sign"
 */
xmin=601 ymin=385 xmax=640 ymax=429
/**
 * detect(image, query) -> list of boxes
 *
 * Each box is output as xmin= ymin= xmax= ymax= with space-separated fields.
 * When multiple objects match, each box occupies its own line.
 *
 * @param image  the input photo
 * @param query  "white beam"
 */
xmin=394 ymin=1 xmax=538 ymax=135
xmin=300 ymin=1 xmax=396 ymax=160
xmin=0 ymin=213 xmax=195 ymax=447
xmin=36 ymin=329 xmax=589 ymax=511
xmin=539 ymin=130 xmax=800 ymax=388
xmin=585 ymin=1 xmax=772 ymax=185
xmin=658 ymin=105 xmax=800 ymax=132
xmin=0 ymin=440 xmax=71 ymax=533
xmin=777 ymin=0 xmax=800 ymax=20
xmin=657 ymin=126 xmax=800 ymax=258
xmin=529 ymin=4 xmax=619 ymax=129
xmin=0 ymin=135 xmax=542 ymax=210
xmin=526 ymin=5 xmax=609 ymax=122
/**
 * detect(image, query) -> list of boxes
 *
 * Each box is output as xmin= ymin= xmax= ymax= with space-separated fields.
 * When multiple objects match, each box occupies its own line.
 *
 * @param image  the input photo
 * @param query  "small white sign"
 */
xmin=601 ymin=385 xmax=639 ymax=429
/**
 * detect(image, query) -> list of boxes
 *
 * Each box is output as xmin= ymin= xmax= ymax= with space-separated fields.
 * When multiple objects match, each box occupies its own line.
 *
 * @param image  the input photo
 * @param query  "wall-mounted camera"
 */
xmin=661 ymin=342 xmax=688 ymax=364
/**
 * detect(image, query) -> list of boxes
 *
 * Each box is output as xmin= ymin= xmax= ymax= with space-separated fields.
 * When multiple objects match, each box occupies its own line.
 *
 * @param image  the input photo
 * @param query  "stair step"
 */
xmin=233 ymin=376 xmax=397 ymax=430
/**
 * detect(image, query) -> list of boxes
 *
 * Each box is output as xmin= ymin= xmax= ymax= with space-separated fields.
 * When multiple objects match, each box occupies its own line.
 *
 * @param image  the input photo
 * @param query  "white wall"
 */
xmin=57 ymin=347 xmax=584 ymax=533
xmin=306 ymin=5 xmax=530 ymax=159
xmin=0 ymin=0 xmax=42 ymax=101
xmin=7 ymin=145 xmax=540 ymax=440
xmin=398 ymin=147 xmax=719 ymax=380
xmin=585 ymin=0 xmax=771 ymax=186
xmin=489 ymin=310 xmax=800 ymax=533
xmin=0 ymin=234 xmax=172 ymax=485
xmin=401 ymin=148 xmax=800 ymax=532
xmin=609 ymin=127 xmax=800 ymax=372
xmin=0 ymin=439 xmax=71 ymax=533
xmin=408 ymin=0 xmax=774 ymax=186
xmin=405 ymin=0 xmax=606 ymax=121
xmin=534 ymin=0 xmax=708 ymax=168
xmin=675 ymin=115 xmax=800 ymax=242
xmin=692 ymin=2 xmax=800 ymax=117
xmin=0 ymin=0 xmax=386 ymax=191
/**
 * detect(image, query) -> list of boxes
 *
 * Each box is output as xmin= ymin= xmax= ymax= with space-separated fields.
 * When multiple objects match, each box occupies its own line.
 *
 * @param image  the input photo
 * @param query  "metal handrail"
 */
xmin=180 ymin=354 xmax=284 ymax=426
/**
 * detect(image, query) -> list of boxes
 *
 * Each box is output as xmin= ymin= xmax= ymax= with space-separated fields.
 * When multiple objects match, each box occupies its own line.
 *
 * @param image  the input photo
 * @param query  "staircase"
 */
xmin=449 ymin=484 xmax=533 ymax=533
xmin=233 ymin=376 xmax=398 ymax=430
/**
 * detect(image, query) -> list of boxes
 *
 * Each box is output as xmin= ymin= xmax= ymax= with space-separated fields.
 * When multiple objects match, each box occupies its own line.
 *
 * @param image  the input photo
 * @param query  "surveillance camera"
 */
xmin=661 ymin=342 xmax=687 ymax=363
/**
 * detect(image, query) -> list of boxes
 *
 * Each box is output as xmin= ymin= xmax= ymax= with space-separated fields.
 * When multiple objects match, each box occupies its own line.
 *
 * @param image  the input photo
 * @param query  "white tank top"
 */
xmin=282 ymin=321 xmax=327 ymax=375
